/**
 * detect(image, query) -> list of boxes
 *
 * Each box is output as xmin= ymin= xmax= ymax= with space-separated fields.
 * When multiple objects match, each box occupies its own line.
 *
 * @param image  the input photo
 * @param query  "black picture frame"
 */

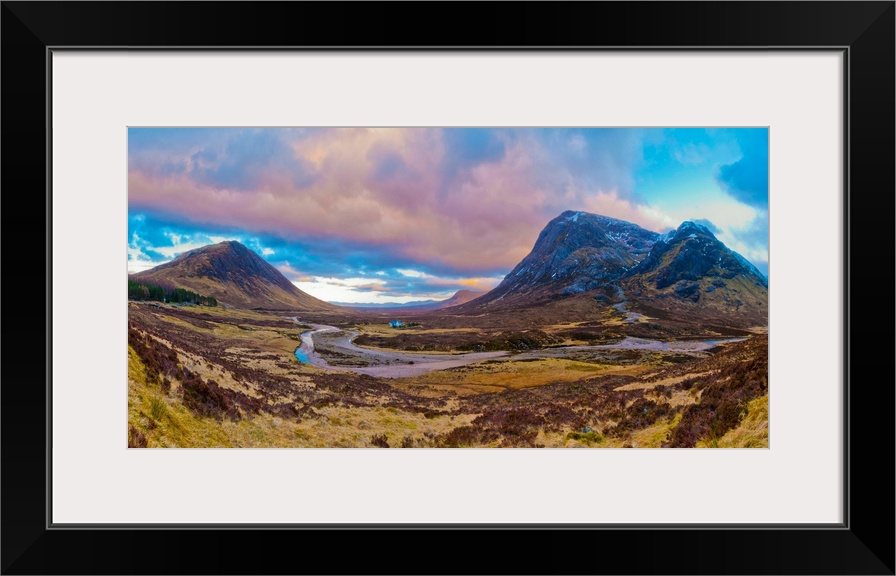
xmin=2 ymin=2 xmax=893 ymax=574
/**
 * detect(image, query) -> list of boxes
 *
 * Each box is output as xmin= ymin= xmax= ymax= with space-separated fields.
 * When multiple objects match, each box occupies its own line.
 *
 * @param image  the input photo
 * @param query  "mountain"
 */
xmin=456 ymin=211 xmax=767 ymax=329
xmin=332 ymin=290 xmax=485 ymax=311
xmin=329 ymin=299 xmax=440 ymax=309
xmin=622 ymin=220 xmax=768 ymax=326
xmin=438 ymin=289 xmax=484 ymax=308
xmin=130 ymin=241 xmax=335 ymax=311
xmin=471 ymin=211 xmax=659 ymax=305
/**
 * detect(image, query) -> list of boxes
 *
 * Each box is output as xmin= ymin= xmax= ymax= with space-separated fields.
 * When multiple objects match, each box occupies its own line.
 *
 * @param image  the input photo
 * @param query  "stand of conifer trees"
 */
xmin=128 ymin=279 xmax=217 ymax=306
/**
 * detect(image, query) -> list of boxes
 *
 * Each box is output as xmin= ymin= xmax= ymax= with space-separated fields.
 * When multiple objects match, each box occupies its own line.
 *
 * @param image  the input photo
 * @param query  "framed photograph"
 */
xmin=124 ymin=125 xmax=770 ymax=450
xmin=3 ymin=2 xmax=892 ymax=574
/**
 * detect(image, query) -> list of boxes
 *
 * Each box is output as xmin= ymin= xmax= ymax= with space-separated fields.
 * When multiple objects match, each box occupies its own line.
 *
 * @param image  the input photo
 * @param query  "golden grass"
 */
xmin=292 ymin=406 xmax=476 ymax=448
xmin=128 ymin=346 xmax=472 ymax=447
xmin=542 ymin=321 xmax=588 ymax=330
xmin=353 ymin=320 xmax=628 ymax=351
xmin=396 ymin=383 xmax=507 ymax=397
xmin=628 ymin=413 xmax=683 ymax=447
xmin=401 ymin=357 xmax=648 ymax=393
xmin=699 ymin=395 xmax=768 ymax=448
xmin=614 ymin=370 xmax=716 ymax=392
xmin=129 ymin=303 xmax=767 ymax=448
xmin=155 ymin=314 xmax=216 ymax=332
xmin=149 ymin=309 xmax=303 ymax=358
xmin=540 ymin=413 xmax=683 ymax=448
xmin=151 ymin=338 xmax=307 ymax=399
xmin=189 ymin=305 xmax=292 ymax=322
xmin=668 ymin=389 xmax=701 ymax=408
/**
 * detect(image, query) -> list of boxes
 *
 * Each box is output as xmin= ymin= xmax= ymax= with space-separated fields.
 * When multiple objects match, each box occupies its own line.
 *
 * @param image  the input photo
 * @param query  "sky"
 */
xmin=128 ymin=128 xmax=769 ymax=304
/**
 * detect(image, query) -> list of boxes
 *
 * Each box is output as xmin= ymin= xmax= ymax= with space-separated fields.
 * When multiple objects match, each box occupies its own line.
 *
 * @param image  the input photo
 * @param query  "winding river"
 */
xmin=292 ymin=318 xmax=746 ymax=379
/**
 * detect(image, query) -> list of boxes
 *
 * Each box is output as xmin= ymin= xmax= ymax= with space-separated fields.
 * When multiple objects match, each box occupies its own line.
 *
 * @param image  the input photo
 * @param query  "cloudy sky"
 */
xmin=128 ymin=127 xmax=769 ymax=304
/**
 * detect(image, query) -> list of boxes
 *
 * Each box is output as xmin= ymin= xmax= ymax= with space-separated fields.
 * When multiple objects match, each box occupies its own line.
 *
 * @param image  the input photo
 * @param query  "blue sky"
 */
xmin=129 ymin=128 xmax=769 ymax=303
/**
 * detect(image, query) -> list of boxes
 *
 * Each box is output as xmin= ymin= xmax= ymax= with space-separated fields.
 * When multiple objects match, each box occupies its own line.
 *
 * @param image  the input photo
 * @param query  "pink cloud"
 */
xmin=129 ymin=128 xmax=657 ymax=274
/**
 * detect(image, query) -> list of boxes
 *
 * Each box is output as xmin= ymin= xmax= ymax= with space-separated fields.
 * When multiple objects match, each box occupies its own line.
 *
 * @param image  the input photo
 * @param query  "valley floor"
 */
xmin=127 ymin=302 xmax=769 ymax=448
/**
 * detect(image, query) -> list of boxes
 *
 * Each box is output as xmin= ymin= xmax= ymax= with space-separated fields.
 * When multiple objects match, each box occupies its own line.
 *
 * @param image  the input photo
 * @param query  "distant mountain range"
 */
xmin=332 ymin=289 xmax=484 ymax=311
xmin=129 ymin=211 xmax=767 ymax=328
xmin=130 ymin=241 xmax=335 ymax=311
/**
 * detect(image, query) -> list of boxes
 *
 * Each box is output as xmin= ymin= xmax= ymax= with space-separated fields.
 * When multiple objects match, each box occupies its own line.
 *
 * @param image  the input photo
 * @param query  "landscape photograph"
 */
xmin=128 ymin=127 xmax=769 ymax=448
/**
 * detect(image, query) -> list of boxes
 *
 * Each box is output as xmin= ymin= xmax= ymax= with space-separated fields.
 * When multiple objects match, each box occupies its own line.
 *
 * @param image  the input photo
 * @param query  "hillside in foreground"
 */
xmin=128 ymin=302 xmax=767 ymax=448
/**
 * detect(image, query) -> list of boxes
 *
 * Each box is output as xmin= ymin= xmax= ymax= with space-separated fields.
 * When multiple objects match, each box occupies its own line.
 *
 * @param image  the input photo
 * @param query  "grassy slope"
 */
xmin=128 ymin=345 xmax=472 ymax=448
xmin=128 ymin=304 xmax=768 ymax=448
xmin=698 ymin=395 xmax=769 ymax=448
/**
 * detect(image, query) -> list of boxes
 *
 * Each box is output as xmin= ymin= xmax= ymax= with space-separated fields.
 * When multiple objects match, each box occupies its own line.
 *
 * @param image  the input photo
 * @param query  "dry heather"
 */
xmin=127 ymin=303 xmax=768 ymax=448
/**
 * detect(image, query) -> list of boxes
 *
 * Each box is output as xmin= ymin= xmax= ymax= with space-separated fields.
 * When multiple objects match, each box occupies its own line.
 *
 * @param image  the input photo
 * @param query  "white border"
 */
xmin=51 ymin=52 xmax=843 ymax=524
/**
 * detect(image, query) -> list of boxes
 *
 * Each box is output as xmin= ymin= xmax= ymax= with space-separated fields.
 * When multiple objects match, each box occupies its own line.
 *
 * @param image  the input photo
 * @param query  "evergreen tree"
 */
xmin=128 ymin=279 xmax=216 ymax=306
